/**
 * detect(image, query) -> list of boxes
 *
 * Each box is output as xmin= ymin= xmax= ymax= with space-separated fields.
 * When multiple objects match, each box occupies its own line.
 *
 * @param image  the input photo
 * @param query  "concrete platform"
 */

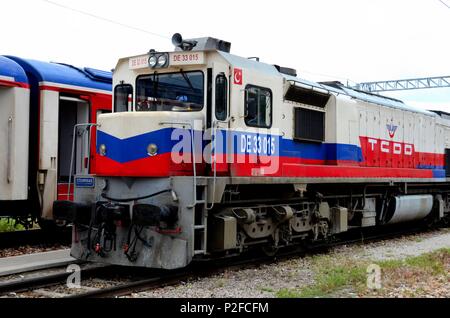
xmin=0 ymin=249 xmax=76 ymax=277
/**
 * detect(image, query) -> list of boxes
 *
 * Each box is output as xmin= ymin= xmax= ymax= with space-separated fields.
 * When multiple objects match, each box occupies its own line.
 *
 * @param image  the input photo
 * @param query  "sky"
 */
xmin=1 ymin=0 xmax=449 ymax=111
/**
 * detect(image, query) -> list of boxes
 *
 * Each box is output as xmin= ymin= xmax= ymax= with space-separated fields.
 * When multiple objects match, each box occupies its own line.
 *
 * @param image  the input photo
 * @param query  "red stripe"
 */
xmin=230 ymin=154 xmax=434 ymax=178
xmin=95 ymin=152 xmax=437 ymax=179
xmin=0 ymin=79 xmax=29 ymax=88
xmin=96 ymin=153 xmax=205 ymax=177
xmin=39 ymin=85 xmax=110 ymax=96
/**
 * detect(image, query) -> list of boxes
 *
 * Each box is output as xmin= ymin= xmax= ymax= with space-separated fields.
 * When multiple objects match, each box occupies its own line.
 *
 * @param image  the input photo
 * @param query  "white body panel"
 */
xmin=39 ymin=90 xmax=59 ymax=170
xmin=0 ymin=86 xmax=30 ymax=200
xmin=99 ymin=111 xmax=204 ymax=139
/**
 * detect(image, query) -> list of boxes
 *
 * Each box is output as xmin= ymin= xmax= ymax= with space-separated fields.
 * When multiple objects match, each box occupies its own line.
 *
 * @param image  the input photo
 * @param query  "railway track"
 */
xmin=0 ymin=228 xmax=71 ymax=249
xmin=67 ymin=224 xmax=445 ymax=298
xmin=0 ymin=263 xmax=114 ymax=297
xmin=0 ymin=223 xmax=444 ymax=298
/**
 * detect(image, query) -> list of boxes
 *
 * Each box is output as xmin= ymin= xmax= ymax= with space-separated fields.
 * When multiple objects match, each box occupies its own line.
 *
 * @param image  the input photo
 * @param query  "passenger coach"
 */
xmin=0 ymin=56 xmax=112 ymax=228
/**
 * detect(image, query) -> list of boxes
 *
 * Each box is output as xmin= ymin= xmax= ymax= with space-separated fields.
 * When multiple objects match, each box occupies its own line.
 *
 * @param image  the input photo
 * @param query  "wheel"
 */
xmin=261 ymin=245 xmax=279 ymax=257
xmin=38 ymin=218 xmax=67 ymax=232
xmin=38 ymin=218 xmax=57 ymax=232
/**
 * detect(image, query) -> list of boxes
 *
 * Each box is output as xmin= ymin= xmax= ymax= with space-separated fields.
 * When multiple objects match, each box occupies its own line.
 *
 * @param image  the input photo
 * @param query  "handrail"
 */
xmin=67 ymin=123 xmax=99 ymax=201
xmin=207 ymin=118 xmax=231 ymax=210
xmin=159 ymin=121 xmax=198 ymax=208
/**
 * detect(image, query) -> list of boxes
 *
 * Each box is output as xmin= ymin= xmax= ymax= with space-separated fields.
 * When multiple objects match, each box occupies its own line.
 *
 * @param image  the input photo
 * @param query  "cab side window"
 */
xmin=114 ymin=84 xmax=133 ymax=112
xmin=215 ymin=73 xmax=228 ymax=120
xmin=245 ymin=85 xmax=272 ymax=128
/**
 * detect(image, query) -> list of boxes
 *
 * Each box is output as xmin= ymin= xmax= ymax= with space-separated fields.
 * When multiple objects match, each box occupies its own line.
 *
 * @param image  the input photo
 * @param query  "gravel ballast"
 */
xmin=130 ymin=228 xmax=450 ymax=298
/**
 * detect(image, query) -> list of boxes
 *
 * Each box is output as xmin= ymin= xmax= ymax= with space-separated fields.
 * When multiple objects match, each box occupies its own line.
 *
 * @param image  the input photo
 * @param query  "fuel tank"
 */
xmin=385 ymin=195 xmax=433 ymax=224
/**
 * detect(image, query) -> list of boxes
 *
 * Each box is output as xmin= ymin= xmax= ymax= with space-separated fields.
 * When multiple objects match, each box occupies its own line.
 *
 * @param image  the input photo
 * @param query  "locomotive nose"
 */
xmin=95 ymin=111 xmax=204 ymax=177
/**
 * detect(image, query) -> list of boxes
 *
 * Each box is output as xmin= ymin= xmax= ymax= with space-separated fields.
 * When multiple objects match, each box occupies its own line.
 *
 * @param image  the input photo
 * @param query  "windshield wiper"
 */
xmin=152 ymin=71 xmax=159 ymax=98
xmin=180 ymin=70 xmax=195 ymax=91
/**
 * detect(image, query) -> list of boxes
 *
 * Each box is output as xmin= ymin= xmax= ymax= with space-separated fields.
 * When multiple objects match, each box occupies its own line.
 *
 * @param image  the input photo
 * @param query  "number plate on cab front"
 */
xmin=170 ymin=52 xmax=205 ymax=66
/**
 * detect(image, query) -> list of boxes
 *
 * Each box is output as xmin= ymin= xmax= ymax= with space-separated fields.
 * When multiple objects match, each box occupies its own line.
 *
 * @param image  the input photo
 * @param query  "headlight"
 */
xmin=157 ymin=54 xmax=167 ymax=67
xmin=147 ymin=143 xmax=158 ymax=156
xmin=99 ymin=144 xmax=107 ymax=156
xmin=148 ymin=55 xmax=158 ymax=68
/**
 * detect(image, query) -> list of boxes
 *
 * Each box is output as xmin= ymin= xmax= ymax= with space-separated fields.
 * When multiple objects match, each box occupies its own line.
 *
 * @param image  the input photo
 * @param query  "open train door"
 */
xmin=38 ymin=92 xmax=90 ymax=226
xmin=57 ymin=96 xmax=90 ymax=202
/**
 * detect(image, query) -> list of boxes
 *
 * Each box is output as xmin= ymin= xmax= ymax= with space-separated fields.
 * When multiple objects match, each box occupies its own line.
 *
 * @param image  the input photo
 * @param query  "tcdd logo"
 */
xmin=386 ymin=123 xmax=398 ymax=138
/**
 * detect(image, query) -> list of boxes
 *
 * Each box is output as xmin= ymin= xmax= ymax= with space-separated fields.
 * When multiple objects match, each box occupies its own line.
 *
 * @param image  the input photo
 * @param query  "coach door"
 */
xmin=57 ymin=96 xmax=89 ymax=201
xmin=210 ymin=62 xmax=230 ymax=175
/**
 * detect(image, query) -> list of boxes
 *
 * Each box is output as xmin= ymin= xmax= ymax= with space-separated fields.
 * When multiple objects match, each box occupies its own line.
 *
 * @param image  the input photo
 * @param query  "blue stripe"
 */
xmin=418 ymin=165 xmax=445 ymax=170
xmin=432 ymin=169 xmax=446 ymax=178
xmin=97 ymin=129 xmax=176 ymax=163
xmin=215 ymin=130 xmax=363 ymax=161
xmin=280 ymin=140 xmax=363 ymax=161
xmin=98 ymin=128 xmax=364 ymax=163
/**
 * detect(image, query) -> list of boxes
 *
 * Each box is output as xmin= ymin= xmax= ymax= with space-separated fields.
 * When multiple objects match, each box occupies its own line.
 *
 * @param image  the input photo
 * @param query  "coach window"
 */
xmin=114 ymin=84 xmax=133 ymax=112
xmin=245 ymin=85 xmax=272 ymax=128
xmin=215 ymin=73 xmax=228 ymax=120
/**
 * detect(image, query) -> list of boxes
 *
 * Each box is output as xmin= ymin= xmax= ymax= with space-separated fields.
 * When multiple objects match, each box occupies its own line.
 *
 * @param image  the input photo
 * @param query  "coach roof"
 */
xmin=0 ymin=56 xmax=28 ymax=85
xmin=5 ymin=56 xmax=112 ymax=92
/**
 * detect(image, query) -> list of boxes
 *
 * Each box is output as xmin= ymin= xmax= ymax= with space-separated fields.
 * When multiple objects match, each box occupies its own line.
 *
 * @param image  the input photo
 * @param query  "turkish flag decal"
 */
xmin=234 ymin=68 xmax=243 ymax=85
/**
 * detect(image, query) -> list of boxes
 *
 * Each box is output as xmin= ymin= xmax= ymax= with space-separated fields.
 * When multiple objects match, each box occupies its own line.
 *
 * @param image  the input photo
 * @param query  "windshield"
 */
xmin=135 ymin=71 xmax=204 ymax=112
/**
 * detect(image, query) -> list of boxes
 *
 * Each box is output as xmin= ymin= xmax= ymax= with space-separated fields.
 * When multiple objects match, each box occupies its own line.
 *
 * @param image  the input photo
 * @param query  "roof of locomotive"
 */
xmin=218 ymin=51 xmax=436 ymax=117
xmin=115 ymin=49 xmax=437 ymax=117
xmin=5 ymin=56 xmax=112 ymax=92
xmin=319 ymin=80 xmax=436 ymax=116
xmin=0 ymin=56 xmax=28 ymax=84
xmin=281 ymin=74 xmax=436 ymax=116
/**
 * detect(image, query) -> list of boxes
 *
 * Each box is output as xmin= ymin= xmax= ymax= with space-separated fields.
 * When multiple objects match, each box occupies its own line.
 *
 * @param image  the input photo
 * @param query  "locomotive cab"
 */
xmin=95 ymin=38 xmax=233 ymax=178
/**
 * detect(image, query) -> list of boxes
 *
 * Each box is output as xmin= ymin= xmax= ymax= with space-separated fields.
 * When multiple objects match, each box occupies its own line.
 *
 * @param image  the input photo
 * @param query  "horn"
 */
xmin=172 ymin=33 xmax=183 ymax=47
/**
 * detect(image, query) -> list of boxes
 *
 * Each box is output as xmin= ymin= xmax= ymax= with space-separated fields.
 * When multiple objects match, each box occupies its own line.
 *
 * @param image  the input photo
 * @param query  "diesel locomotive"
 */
xmin=55 ymin=34 xmax=450 ymax=269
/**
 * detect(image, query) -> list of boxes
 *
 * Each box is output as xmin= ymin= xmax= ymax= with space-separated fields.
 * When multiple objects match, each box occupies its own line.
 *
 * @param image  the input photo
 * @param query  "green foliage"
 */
xmin=378 ymin=248 xmax=450 ymax=276
xmin=276 ymin=248 xmax=450 ymax=298
xmin=277 ymin=256 xmax=367 ymax=298
xmin=0 ymin=218 xmax=25 ymax=232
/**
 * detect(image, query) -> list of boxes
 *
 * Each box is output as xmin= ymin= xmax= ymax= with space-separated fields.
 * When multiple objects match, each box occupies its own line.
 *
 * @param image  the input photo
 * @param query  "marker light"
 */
xmin=99 ymin=144 xmax=107 ymax=156
xmin=147 ymin=143 xmax=158 ymax=156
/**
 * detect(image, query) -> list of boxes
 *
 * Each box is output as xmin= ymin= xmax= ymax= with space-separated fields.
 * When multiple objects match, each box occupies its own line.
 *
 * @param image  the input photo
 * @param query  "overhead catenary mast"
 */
xmin=354 ymin=76 xmax=450 ymax=92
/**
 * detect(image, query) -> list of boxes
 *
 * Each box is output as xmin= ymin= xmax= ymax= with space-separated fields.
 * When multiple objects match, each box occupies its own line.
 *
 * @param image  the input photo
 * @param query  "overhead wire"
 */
xmin=439 ymin=0 xmax=450 ymax=9
xmin=40 ymin=0 xmax=171 ymax=40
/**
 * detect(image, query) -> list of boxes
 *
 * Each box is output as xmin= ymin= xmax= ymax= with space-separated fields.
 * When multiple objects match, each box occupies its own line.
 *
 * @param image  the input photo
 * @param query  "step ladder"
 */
xmin=193 ymin=182 xmax=208 ymax=256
